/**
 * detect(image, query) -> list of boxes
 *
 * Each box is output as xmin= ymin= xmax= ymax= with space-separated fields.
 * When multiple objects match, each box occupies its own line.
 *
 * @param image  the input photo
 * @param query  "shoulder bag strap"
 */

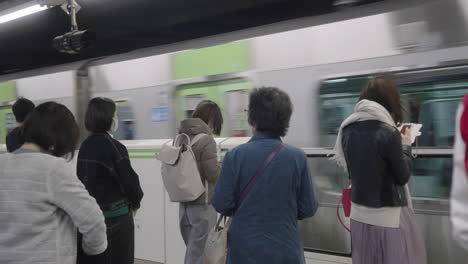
xmin=239 ymin=143 xmax=284 ymax=205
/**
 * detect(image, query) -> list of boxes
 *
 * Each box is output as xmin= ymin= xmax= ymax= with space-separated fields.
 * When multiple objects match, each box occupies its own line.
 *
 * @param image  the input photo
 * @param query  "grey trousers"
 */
xmin=179 ymin=203 xmax=217 ymax=264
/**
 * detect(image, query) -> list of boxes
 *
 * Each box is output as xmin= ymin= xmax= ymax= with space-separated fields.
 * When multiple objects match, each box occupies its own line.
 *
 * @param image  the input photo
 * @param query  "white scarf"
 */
xmin=332 ymin=99 xmax=395 ymax=171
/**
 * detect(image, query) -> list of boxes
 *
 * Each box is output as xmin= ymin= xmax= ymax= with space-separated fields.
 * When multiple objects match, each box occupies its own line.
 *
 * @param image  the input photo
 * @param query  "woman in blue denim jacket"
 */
xmin=212 ymin=87 xmax=319 ymax=264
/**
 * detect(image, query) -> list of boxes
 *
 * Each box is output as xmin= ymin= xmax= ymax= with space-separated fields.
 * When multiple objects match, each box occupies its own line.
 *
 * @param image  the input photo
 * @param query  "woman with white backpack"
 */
xmin=178 ymin=100 xmax=223 ymax=264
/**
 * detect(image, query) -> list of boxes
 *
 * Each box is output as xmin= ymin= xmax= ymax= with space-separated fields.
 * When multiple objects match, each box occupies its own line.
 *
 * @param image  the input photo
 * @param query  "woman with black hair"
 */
xmin=0 ymin=102 xmax=107 ymax=264
xmin=212 ymin=87 xmax=319 ymax=264
xmin=77 ymin=97 xmax=144 ymax=264
xmin=5 ymin=97 xmax=35 ymax=153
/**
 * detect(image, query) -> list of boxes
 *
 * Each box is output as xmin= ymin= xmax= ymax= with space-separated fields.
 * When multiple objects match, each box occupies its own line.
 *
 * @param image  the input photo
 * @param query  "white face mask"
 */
xmin=112 ymin=116 xmax=119 ymax=132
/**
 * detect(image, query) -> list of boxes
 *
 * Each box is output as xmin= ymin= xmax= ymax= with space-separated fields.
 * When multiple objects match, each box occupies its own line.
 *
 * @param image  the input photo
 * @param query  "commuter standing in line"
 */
xmin=333 ymin=76 xmax=427 ymax=264
xmin=77 ymin=97 xmax=144 ymax=264
xmin=212 ymin=87 xmax=319 ymax=264
xmin=0 ymin=102 xmax=107 ymax=264
xmin=179 ymin=100 xmax=223 ymax=264
xmin=451 ymin=93 xmax=468 ymax=251
xmin=5 ymin=97 xmax=35 ymax=153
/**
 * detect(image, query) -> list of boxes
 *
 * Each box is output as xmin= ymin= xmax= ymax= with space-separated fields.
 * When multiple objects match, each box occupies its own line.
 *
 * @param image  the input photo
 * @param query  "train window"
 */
xmin=320 ymin=96 xmax=357 ymax=134
xmin=175 ymin=78 xmax=251 ymax=137
xmin=0 ymin=106 xmax=13 ymax=145
xmin=114 ymin=100 xmax=136 ymax=140
xmin=184 ymin=94 xmax=204 ymax=118
xmin=224 ymin=90 xmax=249 ymax=137
xmin=320 ymin=77 xmax=468 ymax=147
xmin=411 ymin=157 xmax=452 ymax=198
xmin=5 ymin=112 xmax=15 ymax=135
xmin=319 ymin=72 xmax=468 ymax=200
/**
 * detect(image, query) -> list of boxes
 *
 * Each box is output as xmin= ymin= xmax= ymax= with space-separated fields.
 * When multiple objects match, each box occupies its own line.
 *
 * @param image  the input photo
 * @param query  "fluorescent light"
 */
xmin=325 ymin=78 xmax=348 ymax=83
xmin=0 ymin=4 xmax=48 ymax=25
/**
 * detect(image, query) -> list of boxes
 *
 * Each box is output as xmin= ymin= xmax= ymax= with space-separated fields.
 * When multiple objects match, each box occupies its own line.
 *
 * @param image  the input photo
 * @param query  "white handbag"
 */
xmin=203 ymin=216 xmax=230 ymax=264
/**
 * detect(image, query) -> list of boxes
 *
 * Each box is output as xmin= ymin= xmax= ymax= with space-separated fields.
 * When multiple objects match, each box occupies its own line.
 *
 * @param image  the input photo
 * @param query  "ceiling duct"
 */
xmin=391 ymin=0 xmax=468 ymax=51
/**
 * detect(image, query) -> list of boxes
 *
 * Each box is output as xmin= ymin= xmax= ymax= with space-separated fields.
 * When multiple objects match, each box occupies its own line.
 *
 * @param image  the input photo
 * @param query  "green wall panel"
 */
xmin=0 ymin=106 xmax=13 ymax=145
xmin=0 ymin=82 xmax=16 ymax=102
xmin=172 ymin=41 xmax=250 ymax=80
xmin=0 ymin=82 xmax=15 ymax=144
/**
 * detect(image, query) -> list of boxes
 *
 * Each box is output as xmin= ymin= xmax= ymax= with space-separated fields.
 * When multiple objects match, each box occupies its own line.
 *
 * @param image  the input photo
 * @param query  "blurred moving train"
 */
xmin=2 ymin=8 xmax=468 ymax=263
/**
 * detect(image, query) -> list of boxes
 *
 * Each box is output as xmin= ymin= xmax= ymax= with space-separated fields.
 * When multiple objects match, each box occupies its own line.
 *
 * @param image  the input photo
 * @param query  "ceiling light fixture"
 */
xmin=0 ymin=4 xmax=48 ymax=24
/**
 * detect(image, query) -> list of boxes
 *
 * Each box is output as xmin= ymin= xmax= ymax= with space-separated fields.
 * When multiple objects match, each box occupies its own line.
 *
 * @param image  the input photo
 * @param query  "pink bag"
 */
xmin=337 ymin=184 xmax=351 ymax=232
xmin=341 ymin=185 xmax=352 ymax=217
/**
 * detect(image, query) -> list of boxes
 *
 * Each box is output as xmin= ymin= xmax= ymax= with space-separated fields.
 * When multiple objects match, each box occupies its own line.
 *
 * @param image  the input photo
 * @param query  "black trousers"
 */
xmin=77 ymin=213 xmax=135 ymax=264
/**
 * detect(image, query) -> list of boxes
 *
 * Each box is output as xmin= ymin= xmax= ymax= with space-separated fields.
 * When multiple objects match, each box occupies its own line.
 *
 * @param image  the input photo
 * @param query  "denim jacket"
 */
xmin=212 ymin=134 xmax=319 ymax=264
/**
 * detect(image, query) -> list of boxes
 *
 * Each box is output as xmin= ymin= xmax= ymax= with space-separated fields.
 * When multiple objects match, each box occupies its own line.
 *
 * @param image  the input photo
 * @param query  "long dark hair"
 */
xmin=359 ymin=75 xmax=403 ymax=125
xmin=22 ymin=102 xmax=79 ymax=159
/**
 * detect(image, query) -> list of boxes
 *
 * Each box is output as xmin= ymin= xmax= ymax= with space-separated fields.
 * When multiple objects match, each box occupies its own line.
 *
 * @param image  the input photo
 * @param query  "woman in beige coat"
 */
xmin=178 ymin=100 xmax=223 ymax=264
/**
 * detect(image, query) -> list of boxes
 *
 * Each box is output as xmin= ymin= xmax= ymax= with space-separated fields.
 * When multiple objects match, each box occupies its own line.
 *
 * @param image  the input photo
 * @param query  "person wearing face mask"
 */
xmin=178 ymin=100 xmax=223 ymax=264
xmin=76 ymin=97 xmax=144 ymax=264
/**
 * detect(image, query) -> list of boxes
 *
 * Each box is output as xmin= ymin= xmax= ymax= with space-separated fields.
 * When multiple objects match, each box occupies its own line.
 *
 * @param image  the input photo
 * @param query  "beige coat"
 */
xmin=179 ymin=118 xmax=220 ymax=205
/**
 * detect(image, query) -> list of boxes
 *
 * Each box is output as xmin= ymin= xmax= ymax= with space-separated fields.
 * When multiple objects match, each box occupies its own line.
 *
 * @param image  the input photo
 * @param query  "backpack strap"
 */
xmin=173 ymin=133 xmax=190 ymax=147
xmin=189 ymin=133 xmax=209 ymax=204
xmin=190 ymin=133 xmax=208 ymax=147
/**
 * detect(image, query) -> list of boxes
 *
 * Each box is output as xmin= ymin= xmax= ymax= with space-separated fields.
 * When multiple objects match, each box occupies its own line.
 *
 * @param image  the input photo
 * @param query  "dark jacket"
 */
xmin=212 ymin=134 xmax=318 ymax=264
xmin=179 ymin=118 xmax=220 ymax=205
xmin=77 ymin=133 xmax=144 ymax=211
xmin=342 ymin=120 xmax=412 ymax=207
xmin=6 ymin=127 xmax=23 ymax=153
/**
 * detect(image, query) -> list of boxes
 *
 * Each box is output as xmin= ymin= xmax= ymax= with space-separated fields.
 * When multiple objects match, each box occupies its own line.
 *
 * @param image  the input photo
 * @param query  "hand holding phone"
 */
xmin=398 ymin=123 xmax=423 ymax=145
xmin=400 ymin=124 xmax=411 ymax=135
xmin=401 ymin=125 xmax=412 ymax=145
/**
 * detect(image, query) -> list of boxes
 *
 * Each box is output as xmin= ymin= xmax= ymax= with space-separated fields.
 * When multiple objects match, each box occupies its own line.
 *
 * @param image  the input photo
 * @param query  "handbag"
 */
xmin=203 ymin=215 xmax=230 ymax=264
xmin=341 ymin=184 xmax=351 ymax=217
xmin=203 ymin=143 xmax=284 ymax=264
xmin=337 ymin=184 xmax=351 ymax=232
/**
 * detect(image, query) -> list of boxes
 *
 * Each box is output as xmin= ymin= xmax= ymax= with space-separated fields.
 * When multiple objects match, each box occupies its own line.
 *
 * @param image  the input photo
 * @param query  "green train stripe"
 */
xmin=128 ymin=149 xmax=160 ymax=153
xmin=128 ymin=148 xmax=233 ymax=159
xmin=130 ymin=155 xmax=157 ymax=159
xmin=0 ymin=149 xmax=231 ymax=157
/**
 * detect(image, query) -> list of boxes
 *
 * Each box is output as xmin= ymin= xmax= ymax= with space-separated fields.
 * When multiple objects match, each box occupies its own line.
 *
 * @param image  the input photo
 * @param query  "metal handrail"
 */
xmin=302 ymin=147 xmax=453 ymax=158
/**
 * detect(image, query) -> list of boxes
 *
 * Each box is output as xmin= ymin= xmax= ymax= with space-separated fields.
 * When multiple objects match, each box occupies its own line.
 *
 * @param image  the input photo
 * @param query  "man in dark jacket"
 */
xmin=6 ymin=98 xmax=35 ymax=152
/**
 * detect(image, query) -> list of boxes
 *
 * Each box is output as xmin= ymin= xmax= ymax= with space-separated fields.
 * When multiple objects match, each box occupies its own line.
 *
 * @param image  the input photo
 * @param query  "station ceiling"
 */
xmin=0 ymin=0 xmax=386 ymax=76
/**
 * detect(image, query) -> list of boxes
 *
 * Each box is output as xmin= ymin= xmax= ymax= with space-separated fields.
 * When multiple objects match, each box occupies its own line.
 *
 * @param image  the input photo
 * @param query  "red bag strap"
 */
xmin=337 ymin=204 xmax=351 ymax=233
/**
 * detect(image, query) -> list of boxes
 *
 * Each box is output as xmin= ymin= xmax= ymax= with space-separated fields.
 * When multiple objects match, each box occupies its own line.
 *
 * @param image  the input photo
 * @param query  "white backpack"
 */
xmin=159 ymin=133 xmax=208 ymax=202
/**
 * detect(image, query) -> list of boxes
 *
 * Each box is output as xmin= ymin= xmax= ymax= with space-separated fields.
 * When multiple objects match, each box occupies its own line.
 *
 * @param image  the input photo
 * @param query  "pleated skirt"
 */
xmin=350 ymin=207 xmax=427 ymax=264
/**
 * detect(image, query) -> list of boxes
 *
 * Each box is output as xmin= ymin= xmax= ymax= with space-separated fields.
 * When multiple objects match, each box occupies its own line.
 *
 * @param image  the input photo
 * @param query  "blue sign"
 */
xmin=151 ymin=107 xmax=169 ymax=122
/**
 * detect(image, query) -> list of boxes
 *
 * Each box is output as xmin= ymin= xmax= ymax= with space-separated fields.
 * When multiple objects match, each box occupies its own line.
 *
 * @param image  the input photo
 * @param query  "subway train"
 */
xmin=2 ymin=17 xmax=468 ymax=263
